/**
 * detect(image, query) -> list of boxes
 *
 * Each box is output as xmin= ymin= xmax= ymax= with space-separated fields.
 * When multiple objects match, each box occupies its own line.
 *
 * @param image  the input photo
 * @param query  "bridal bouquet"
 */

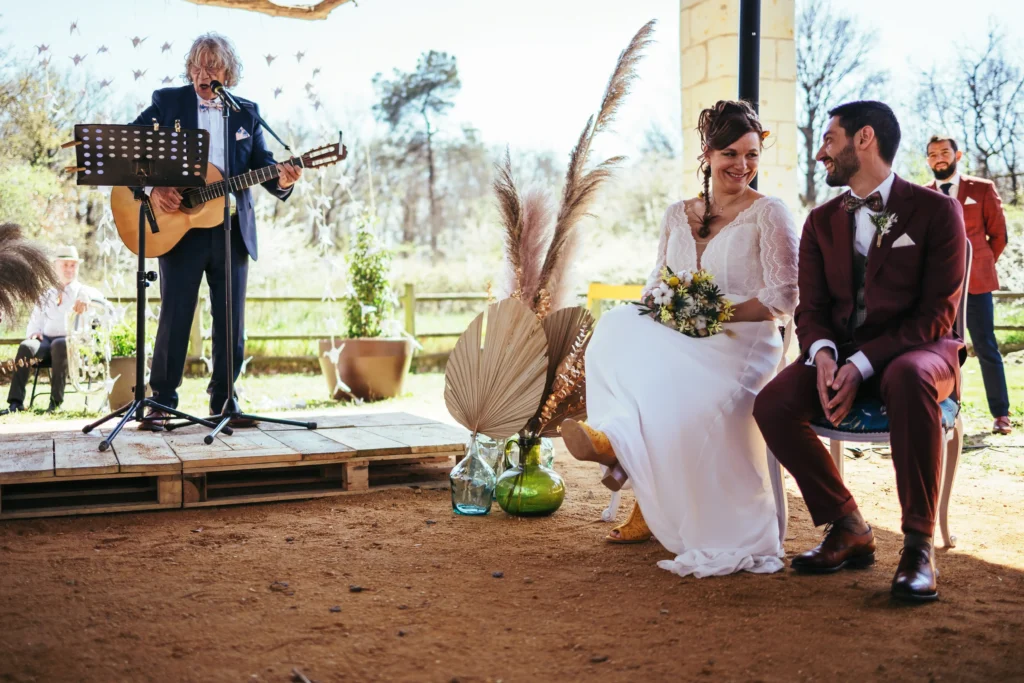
xmin=635 ymin=266 xmax=734 ymax=337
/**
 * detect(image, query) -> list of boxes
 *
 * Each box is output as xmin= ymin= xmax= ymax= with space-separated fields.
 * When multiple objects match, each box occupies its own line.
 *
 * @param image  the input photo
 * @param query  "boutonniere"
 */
xmin=869 ymin=210 xmax=898 ymax=248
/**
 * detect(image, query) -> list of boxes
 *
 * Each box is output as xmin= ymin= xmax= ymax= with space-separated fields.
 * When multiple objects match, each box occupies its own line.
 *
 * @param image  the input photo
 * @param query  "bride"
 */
xmin=561 ymin=100 xmax=800 ymax=578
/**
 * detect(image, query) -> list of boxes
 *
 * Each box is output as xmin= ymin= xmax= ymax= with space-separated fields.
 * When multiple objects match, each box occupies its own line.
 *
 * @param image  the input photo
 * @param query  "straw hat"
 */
xmin=53 ymin=245 xmax=81 ymax=262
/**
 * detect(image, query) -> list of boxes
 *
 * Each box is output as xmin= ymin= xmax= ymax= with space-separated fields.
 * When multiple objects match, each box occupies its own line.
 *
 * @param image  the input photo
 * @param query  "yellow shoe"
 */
xmin=560 ymin=419 xmax=628 ymax=491
xmin=606 ymin=502 xmax=652 ymax=544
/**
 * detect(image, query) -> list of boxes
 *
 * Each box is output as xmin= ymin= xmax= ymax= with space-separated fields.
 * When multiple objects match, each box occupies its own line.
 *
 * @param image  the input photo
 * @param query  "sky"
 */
xmin=0 ymin=0 xmax=1021 ymax=162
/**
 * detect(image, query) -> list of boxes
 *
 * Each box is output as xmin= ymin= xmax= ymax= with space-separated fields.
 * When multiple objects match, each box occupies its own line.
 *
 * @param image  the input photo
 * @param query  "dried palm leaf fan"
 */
xmin=530 ymin=306 xmax=593 ymax=437
xmin=444 ymin=298 xmax=549 ymax=440
xmin=0 ymin=223 xmax=59 ymax=326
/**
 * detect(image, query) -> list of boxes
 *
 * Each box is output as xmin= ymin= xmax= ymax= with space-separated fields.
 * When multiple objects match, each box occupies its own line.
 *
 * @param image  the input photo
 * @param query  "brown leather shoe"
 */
xmin=138 ymin=408 xmax=169 ymax=432
xmin=993 ymin=416 xmax=1013 ymax=435
xmin=891 ymin=544 xmax=939 ymax=603
xmin=790 ymin=522 xmax=876 ymax=573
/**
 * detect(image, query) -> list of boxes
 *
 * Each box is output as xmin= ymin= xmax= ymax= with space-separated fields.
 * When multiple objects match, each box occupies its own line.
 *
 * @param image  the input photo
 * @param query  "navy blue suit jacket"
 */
xmin=131 ymin=85 xmax=291 ymax=261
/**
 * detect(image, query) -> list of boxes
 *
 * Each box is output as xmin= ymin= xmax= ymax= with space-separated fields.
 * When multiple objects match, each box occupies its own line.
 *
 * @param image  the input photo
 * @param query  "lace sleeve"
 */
xmin=647 ymin=204 xmax=678 ymax=286
xmin=756 ymin=198 xmax=800 ymax=321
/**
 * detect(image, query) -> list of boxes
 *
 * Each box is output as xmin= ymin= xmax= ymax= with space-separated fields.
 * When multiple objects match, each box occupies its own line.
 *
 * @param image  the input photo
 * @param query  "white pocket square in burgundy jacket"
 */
xmin=892 ymin=233 xmax=916 ymax=248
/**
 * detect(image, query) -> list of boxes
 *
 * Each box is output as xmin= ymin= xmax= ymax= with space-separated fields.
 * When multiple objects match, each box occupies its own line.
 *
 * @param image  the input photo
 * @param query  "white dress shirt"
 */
xmin=197 ymin=99 xmax=227 ymax=174
xmin=26 ymin=281 xmax=104 ymax=338
xmin=807 ymin=170 xmax=896 ymax=380
xmin=936 ymin=172 xmax=960 ymax=198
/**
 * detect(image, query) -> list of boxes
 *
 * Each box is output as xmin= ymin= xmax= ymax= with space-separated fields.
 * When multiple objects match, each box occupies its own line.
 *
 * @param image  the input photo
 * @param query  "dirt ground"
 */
xmin=1 ymin=405 xmax=1023 ymax=682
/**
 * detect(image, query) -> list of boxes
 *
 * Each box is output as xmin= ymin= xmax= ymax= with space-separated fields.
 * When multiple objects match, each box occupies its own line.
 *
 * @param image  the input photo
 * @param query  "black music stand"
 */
xmin=192 ymin=91 xmax=315 ymax=445
xmin=69 ymin=123 xmax=230 ymax=450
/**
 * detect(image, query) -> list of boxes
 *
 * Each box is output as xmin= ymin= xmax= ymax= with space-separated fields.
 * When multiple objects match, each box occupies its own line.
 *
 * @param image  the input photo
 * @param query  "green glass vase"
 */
xmin=495 ymin=438 xmax=565 ymax=517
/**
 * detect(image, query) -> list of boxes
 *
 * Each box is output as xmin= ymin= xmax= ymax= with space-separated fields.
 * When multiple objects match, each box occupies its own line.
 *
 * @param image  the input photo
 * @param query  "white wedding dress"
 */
xmin=585 ymin=196 xmax=800 ymax=578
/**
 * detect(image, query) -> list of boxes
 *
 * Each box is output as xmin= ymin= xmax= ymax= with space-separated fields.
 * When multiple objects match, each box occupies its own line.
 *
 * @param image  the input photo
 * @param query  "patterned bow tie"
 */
xmin=198 ymin=98 xmax=223 ymax=112
xmin=842 ymin=191 xmax=884 ymax=213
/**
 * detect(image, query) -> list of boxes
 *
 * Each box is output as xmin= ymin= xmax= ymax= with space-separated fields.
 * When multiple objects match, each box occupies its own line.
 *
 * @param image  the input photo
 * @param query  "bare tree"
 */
xmin=372 ymin=51 xmax=461 ymax=250
xmin=796 ymin=0 xmax=888 ymax=207
xmin=916 ymin=28 xmax=1024 ymax=203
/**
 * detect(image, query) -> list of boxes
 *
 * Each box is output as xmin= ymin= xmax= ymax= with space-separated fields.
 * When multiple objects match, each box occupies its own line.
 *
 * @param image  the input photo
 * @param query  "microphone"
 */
xmin=209 ymin=79 xmax=241 ymax=113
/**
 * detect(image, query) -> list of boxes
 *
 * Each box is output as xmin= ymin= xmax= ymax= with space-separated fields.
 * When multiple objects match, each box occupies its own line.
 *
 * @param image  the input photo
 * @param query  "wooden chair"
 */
xmin=804 ymin=243 xmax=972 ymax=548
xmin=585 ymin=283 xmax=644 ymax=321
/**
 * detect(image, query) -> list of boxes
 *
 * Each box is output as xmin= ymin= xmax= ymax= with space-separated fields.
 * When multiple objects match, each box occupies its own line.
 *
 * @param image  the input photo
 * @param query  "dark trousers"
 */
xmin=7 ymin=336 xmax=67 ymax=407
xmin=149 ymin=220 xmax=247 ymax=415
xmin=966 ymin=292 xmax=1010 ymax=417
xmin=754 ymin=345 xmax=956 ymax=537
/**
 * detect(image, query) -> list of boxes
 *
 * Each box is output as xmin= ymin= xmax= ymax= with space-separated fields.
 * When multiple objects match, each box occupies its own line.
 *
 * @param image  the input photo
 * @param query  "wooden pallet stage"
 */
xmin=0 ymin=413 xmax=468 ymax=520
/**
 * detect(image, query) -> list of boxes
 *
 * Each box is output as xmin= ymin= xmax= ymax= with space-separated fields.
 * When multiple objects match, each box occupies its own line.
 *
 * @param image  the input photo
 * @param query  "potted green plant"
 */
xmin=318 ymin=210 xmax=414 ymax=401
xmin=106 ymin=322 xmax=142 ymax=410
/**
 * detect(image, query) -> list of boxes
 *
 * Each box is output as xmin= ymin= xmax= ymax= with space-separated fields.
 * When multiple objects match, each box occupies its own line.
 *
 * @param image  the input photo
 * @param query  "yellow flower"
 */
xmin=667 ymin=276 xmax=680 ymax=287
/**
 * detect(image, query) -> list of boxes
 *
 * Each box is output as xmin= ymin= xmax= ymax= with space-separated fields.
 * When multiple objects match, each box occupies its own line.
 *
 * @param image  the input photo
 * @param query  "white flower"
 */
xmin=676 ymin=269 xmax=693 ymax=286
xmin=652 ymin=283 xmax=673 ymax=306
xmin=694 ymin=315 xmax=708 ymax=330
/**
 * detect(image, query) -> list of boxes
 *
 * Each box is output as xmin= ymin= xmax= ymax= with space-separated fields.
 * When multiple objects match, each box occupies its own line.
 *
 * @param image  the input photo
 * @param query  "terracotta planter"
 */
xmin=318 ymin=338 xmax=414 ymax=401
xmin=107 ymin=356 xmax=146 ymax=410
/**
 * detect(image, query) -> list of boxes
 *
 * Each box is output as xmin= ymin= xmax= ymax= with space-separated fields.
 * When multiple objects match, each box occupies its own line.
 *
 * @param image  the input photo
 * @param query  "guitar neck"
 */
xmin=189 ymin=158 xmax=304 ymax=205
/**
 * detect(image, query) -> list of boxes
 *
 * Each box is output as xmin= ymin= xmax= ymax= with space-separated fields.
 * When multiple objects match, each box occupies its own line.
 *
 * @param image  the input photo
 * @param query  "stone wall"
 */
xmin=679 ymin=0 xmax=797 ymax=209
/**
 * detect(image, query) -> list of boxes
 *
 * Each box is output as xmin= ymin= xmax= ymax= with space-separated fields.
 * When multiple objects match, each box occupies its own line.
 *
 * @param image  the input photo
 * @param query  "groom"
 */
xmin=754 ymin=101 xmax=966 ymax=602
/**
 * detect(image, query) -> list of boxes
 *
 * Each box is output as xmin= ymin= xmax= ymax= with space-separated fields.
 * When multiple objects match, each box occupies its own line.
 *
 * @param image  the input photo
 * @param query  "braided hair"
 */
xmin=696 ymin=100 xmax=765 ymax=238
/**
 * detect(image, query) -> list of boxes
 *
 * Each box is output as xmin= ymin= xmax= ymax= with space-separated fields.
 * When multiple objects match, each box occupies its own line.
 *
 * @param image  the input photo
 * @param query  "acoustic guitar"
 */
xmin=111 ymin=141 xmax=345 ymax=257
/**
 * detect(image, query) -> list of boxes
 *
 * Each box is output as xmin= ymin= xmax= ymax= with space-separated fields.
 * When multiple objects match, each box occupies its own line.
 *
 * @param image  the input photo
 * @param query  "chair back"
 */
xmin=954 ymin=241 xmax=972 ymax=343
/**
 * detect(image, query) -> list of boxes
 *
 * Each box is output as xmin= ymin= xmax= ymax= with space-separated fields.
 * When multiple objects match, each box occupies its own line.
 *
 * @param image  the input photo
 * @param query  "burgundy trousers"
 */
xmin=754 ymin=347 xmax=956 ymax=537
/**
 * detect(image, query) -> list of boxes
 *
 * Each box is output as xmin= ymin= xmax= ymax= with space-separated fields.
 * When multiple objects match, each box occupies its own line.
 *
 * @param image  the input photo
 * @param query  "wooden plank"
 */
xmin=0 ymin=501 xmax=178 ymax=520
xmin=157 ymin=475 xmax=182 ymax=505
xmin=108 ymin=433 xmax=182 ymax=474
xmin=317 ymin=427 xmax=411 ymax=457
xmin=177 ymin=448 xmax=463 ymax=473
xmin=364 ymin=424 xmax=470 ymax=454
xmin=257 ymin=412 xmax=437 ymax=432
xmin=0 ymin=439 xmax=53 ymax=482
xmin=267 ymin=429 xmax=357 ymax=462
xmin=54 ymin=436 xmax=119 ymax=477
xmin=174 ymin=431 xmax=301 ymax=470
xmin=342 ymin=461 xmax=369 ymax=491
xmin=181 ymin=481 xmax=449 ymax=508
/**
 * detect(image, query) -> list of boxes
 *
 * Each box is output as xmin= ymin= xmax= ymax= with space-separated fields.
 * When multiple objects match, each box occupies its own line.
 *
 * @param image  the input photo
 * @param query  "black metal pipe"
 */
xmin=739 ymin=0 xmax=761 ymax=189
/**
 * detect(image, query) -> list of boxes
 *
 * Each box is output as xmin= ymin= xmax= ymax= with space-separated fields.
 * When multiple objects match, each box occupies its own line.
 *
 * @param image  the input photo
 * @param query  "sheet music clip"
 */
xmin=152 ymin=118 xmax=159 ymax=131
xmin=175 ymin=119 xmax=181 ymax=133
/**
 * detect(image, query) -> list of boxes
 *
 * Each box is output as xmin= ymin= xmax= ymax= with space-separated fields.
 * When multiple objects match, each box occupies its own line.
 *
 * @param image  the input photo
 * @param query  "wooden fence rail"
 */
xmin=3 ymin=287 xmax=1024 ymax=351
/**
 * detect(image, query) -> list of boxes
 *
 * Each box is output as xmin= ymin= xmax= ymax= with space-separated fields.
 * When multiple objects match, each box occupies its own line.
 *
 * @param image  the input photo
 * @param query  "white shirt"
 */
xmin=26 ymin=281 xmax=104 ymax=339
xmin=936 ymin=172 xmax=960 ymax=199
xmin=807 ymin=170 xmax=896 ymax=380
xmin=197 ymin=99 xmax=227 ymax=174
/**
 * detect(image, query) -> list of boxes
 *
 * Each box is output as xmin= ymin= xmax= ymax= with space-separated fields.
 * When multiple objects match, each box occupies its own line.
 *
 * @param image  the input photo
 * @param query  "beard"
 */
xmin=823 ymin=140 xmax=860 ymax=187
xmin=931 ymin=159 xmax=958 ymax=181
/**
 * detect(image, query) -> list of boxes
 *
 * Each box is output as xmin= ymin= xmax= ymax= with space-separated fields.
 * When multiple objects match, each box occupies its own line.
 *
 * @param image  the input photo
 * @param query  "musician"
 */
xmin=133 ymin=33 xmax=301 ymax=429
xmin=4 ymin=246 xmax=103 ymax=414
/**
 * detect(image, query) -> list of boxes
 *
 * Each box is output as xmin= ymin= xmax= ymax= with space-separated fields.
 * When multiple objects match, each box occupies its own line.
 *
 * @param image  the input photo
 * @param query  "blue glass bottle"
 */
xmin=450 ymin=437 xmax=496 ymax=515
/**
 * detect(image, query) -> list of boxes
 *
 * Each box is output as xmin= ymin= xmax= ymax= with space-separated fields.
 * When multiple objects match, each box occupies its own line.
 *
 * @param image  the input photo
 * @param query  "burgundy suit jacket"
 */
xmin=796 ymin=174 xmax=968 ymax=379
xmin=924 ymin=174 xmax=1007 ymax=294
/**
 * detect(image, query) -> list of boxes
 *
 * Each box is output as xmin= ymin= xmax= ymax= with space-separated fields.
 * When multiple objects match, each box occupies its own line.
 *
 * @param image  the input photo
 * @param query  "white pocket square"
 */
xmin=964 ymin=196 xmax=977 ymax=205
xmin=235 ymin=127 xmax=250 ymax=141
xmin=892 ymin=233 xmax=916 ymax=248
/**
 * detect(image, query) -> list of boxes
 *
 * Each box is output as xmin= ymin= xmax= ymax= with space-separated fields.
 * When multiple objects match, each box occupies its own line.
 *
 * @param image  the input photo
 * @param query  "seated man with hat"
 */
xmin=3 ymin=245 xmax=105 ymax=414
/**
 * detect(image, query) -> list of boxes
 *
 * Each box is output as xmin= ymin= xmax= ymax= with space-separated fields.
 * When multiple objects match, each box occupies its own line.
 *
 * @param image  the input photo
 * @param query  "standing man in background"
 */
xmin=925 ymin=135 xmax=1012 ymax=435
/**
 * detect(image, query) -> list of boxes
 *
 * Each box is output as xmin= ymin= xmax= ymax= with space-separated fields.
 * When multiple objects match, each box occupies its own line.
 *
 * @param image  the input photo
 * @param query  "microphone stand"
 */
xmin=200 ymin=83 xmax=316 ymax=445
